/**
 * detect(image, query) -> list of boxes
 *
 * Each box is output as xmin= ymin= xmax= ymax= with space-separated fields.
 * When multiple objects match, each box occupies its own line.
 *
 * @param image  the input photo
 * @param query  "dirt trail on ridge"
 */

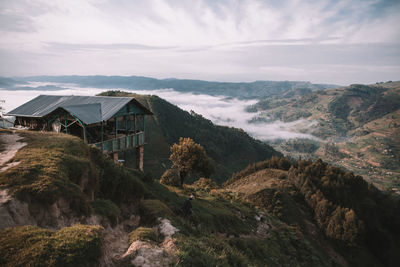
xmin=0 ymin=132 xmax=26 ymax=172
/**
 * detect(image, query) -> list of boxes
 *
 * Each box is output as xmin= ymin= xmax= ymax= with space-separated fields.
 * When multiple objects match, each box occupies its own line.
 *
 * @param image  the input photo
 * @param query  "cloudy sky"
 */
xmin=0 ymin=0 xmax=399 ymax=84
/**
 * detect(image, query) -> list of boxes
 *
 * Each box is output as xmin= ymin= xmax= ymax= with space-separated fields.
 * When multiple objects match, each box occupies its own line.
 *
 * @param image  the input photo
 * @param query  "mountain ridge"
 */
xmin=2 ymin=75 xmax=339 ymax=98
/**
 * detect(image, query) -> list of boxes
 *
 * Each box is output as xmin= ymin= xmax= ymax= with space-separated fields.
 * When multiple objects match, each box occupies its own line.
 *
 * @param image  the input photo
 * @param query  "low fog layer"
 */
xmin=1 ymin=83 xmax=318 ymax=141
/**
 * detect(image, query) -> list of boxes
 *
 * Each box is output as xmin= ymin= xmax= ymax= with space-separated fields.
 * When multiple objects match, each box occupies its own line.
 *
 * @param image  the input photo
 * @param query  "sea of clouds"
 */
xmin=1 ymin=82 xmax=318 ymax=141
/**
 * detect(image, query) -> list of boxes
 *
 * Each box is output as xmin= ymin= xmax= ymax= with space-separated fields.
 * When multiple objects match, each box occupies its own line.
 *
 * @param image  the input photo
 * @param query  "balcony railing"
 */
xmin=92 ymin=132 xmax=145 ymax=153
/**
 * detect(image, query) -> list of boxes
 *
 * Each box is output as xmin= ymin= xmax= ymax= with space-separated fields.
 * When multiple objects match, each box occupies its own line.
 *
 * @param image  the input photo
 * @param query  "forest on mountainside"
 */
xmin=225 ymin=156 xmax=400 ymax=266
xmin=98 ymin=91 xmax=280 ymax=184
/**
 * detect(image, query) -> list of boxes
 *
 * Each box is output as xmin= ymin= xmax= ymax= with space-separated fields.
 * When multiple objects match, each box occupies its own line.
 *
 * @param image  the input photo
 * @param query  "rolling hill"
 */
xmin=248 ymin=81 xmax=400 ymax=191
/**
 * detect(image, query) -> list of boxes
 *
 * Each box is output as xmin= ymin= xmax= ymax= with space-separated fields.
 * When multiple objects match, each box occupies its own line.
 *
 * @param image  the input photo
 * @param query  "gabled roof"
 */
xmin=6 ymin=95 xmax=152 ymax=125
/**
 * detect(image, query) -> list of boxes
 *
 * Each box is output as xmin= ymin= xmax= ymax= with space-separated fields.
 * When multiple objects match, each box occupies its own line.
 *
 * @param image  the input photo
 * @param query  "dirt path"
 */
xmin=0 ymin=132 xmax=27 ymax=172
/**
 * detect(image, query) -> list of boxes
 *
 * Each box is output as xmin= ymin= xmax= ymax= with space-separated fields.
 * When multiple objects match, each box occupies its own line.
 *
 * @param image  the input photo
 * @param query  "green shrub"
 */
xmin=142 ymin=171 xmax=154 ymax=183
xmin=225 ymin=156 xmax=292 ymax=186
xmin=129 ymin=227 xmax=157 ymax=243
xmin=192 ymin=178 xmax=219 ymax=191
xmin=0 ymin=132 xmax=92 ymax=215
xmin=160 ymin=168 xmax=181 ymax=187
xmin=0 ymin=132 xmax=148 ymax=216
xmin=51 ymin=224 xmax=104 ymax=266
xmin=91 ymin=199 xmax=121 ymax=225
xmin=0 ymin=224 xmax=104 ymax=267
xmin=139 ymin=199 xmax=175 ymax=225
xmin=176 ymin=236 xmax=248 ymax=267
xmin=90 ymin=147 xmax=147 ymax=203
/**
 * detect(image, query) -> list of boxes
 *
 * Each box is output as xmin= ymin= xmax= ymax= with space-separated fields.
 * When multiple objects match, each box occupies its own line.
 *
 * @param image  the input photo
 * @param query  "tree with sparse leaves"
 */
xmin=169 ymin=137 xmax=214 ymax=185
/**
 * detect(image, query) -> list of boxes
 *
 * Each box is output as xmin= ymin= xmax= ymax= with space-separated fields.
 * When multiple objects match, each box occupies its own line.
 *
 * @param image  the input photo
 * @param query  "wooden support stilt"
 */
xmin=115 ymin=117 xmax=118 ymax=139
xmin=136 ymin=145 xmax=144 ymax=171
xmin=113 ymin=152 xmax=118 ymax=163
xmin=101 ymin=121 xmax=104 ymax=151
xmin=83 ymin=126 xmax=87 ymax=143
xmin=125 ymin=115 xmax=128 ymax=135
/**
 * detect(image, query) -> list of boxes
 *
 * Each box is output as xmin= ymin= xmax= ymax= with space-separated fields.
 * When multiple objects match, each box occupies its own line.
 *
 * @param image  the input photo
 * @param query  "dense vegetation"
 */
xmin=0 ymin=130 xmax=149 ymax=266
xmin=99 ymin=91 xmax=281 ymax=183
xmin=0 ymin=224 xmax=104 ymax=267
xmin=0 ymin=130 xmax=146 ymax=217
xmin=289 ymin=159 xmax=400 ymax=265
xmin=225 ymin=157 xmax=400 ymax=266
xmin=140 ymin=178 xmax=334 ymax=266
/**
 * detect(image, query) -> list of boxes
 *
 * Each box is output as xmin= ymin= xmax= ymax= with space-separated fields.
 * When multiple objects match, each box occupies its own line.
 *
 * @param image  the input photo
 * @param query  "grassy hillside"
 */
xmin=141 ymin=181 xmax=337 ymax=266
xmin=0 ymin=224 xmax=103 ymax=267
xmin=0 ymin=130 xmax=150 ymax=266
xmin=0 ymin=130 xmax=147 ymax=217
xmin=1 ymin=129 xmax=399 ymax=266
xmin=225 ymin=157 xmax=400 ymax=267
xmin=98 ymin=91 xmax=281 ymax=184
xmin=248 ymin=81 xmax=400 ymax=191
xmin=0 ymin=130 xmax=337 ymax=266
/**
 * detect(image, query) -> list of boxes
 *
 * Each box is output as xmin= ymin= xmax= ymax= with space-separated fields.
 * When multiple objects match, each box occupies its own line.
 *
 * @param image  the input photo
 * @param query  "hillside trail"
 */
xmin=0 ymin=131 xmax=27 ymax=203
xmin=0 ymin=131 xmax=27 ymax=172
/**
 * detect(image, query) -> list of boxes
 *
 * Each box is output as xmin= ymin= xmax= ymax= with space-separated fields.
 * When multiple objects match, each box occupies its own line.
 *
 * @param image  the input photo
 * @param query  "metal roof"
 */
xmin=62 ymin=103 xmax=102 ymax=125
xmin=6 ymin=95 xmax=152 ymax=125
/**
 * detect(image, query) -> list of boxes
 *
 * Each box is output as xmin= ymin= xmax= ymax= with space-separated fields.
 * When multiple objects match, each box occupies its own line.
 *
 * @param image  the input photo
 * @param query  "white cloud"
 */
xmin=1 ymin=83 xmax=320 ymax=141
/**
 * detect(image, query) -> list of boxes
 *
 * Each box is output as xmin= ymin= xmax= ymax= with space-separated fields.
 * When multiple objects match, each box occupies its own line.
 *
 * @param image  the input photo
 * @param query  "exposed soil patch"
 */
xmin=0 ymin=132 xmax=27 ymax=172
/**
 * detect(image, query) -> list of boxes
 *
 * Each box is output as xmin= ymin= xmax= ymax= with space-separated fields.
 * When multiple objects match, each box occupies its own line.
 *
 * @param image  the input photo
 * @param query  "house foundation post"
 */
xmin=113 ymin=152 xmax=118 ymax=163
xmin=136 ymin=146 xmax=144 ymax=171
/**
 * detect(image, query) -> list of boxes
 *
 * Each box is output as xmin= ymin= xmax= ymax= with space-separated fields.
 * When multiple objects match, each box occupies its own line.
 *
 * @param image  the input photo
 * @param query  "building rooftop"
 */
xmin=6 ymin=95 xmax=152 ymax=125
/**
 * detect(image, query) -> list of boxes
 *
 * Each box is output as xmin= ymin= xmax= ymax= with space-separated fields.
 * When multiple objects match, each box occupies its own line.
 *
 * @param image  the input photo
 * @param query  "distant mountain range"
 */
xmin=1 ymin=75 xmax=339 ymax=98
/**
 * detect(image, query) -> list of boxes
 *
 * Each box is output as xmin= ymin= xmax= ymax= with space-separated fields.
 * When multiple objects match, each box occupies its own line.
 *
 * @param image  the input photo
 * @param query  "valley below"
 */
xmin=249 ymin=81 xmax=400 ymax=192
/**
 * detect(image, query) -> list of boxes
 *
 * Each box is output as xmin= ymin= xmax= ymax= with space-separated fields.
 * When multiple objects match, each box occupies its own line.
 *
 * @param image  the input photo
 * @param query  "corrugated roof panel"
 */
xmin=6 ymin=95 xmax=152 ymax=124
xmin=62 ymin=103 xmax=102 ymax=125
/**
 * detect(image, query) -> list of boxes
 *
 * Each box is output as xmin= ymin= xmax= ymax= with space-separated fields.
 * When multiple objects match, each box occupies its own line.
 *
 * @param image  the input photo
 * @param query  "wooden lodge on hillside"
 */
xmin=6 ymin=95 xmax=153 ymax=170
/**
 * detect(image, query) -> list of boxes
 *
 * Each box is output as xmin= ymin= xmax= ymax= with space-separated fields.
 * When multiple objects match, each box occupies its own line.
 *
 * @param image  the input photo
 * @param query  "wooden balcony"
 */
xmin=92 ymin=131 xmax=145 ymax=153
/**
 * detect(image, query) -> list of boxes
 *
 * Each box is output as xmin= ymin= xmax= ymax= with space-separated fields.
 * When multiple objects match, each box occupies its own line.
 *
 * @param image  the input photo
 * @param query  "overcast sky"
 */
xmin=0 ymin=0 xmax=399 ymax=85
